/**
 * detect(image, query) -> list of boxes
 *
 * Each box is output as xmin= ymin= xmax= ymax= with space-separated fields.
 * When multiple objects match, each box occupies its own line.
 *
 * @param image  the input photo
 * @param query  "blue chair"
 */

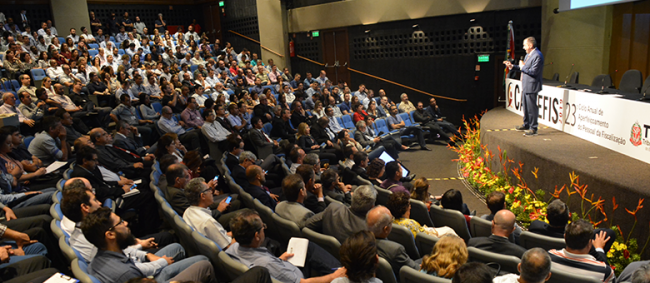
xmin=341 ymin=114 xmax=356 ymax=130
xmin=109 ymin=36 xmax=116 ymax=42
xmin=88 ymin=50 xmax=99 ymax=57
xmin=55 ymin=191 xmax=62 ymax=203
xmin=88 ymin=43 xmax=99 ymax=50
xmin=3 ymin=81 xmax=13 ymax=92
xmin=56 ymin=178 xmax=66 ymax=191
xmin=57 ymin=37 xmax=65 ymax=44
xmin=30 ymin=69 xmax=47 ymax=88
xmin=151 ymin=102 xmax=162 ymax=113
xmin=262 ymin=85 xmax=277 ymax=95
xmin=374 ymin=119 xmax=399 ymax=135
xmin=135 ymin=107 xmax=143 ymax=120
xmin=191 ymin=65 xmax=199 ymax=73
xmin=262 ymin=123 xmax=273 ymax=135
xmin=335 ymin=117 xmax=343 ymax=127
xmin=396 ymin=103 xmax=401 ymax=112
xmin=226 ymin=89 xmax=235 ymax=96
xmin=118 ymin=49 xmax=125 ymax=55
xmin=398 ymin=113 xmax=415 ymax=127
xmin=23 ymin=136 xmax=34 ymax=148
xmin=72 ymin=258 xmax=102 ymax=283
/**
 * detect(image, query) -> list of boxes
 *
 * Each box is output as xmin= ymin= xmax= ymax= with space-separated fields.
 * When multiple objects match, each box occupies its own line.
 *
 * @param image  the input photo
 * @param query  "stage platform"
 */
xmin=480 ymin=108 xmax=650 ymax=240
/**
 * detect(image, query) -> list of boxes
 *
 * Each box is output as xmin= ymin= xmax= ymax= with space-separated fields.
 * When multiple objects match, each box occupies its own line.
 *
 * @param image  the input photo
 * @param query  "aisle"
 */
xmin=397 ymin=143 xmax=490 ymax=217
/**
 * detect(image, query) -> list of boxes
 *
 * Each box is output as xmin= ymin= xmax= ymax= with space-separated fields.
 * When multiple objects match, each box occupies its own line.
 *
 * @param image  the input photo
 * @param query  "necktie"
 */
xmin=262 ymin=130 xmax=271 ymax=142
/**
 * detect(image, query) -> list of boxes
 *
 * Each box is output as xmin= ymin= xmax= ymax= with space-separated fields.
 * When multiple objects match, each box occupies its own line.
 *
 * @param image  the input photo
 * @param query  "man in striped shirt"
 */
xmin=548 ymin=219 xmax=614 ymax=283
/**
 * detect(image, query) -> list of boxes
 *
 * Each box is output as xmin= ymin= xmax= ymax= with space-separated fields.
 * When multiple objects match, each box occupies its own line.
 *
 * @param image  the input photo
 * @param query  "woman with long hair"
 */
xmin=19 ymin=53 xmax=36 ymax=74
xmin=139 ymin=93 xmax=161 ymax=120
xmin=277 ymin=94 xmax=290 ymax=110
xmin=411 ymin=177 xmax=433 ymax=210
xmin=333 ymin=231 xmax=379 ymax=283
xmin=37 ymin=52 xmax=50 ymax=69
xmin=366 ymin=99 xmax=384 ymax=119
xmin=312 ymin=100 xmax=325 ymax=119
xmin=59 ymin=43 xmax=72 ymax=60
xmin=387 ymin=191 xmax=457 ymax=238
xmin=69 ymin=49 xmax=80 ymax=63
xmin=50 ymin=37 xmax=61 ymax=50
xmin=154 ymin=133 xmax=186 ymax=162
xmin=420 ymin=235 xmax=468 ymax=279
xmin=296 ymin=123 xmax=339 ymax=163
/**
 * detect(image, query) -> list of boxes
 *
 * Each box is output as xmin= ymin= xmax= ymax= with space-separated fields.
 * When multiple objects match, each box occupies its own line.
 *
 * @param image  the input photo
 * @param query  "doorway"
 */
xmin=322 ymin=28 xmax=351 ymax=86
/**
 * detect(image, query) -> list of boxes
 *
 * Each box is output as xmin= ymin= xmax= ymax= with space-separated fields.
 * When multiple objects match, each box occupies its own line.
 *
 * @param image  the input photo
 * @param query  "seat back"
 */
xmin=415 ymin=232 xmax=439 ymax=258
xmin=218 ymin=251 xmax=250 ymax=281
xmin=253 ymin=199 xmax=280 ymax=241
xmin=50 ymin=203 xmax=63 ymax=220
xmin=51 ymin=219 xmax=68 ymax=239
xmin=88 ymin=50 xmax=99 ymax=57
xmin=262 ymin=122 xmax=273 ymax=135
xmin=376 ymin=257 xmax=398 ymax=283
xmin=88 ymin=44 xmax=99 ymax=49
xmin=301 ymin=227 xmax=341 ymax=260
xmin=429 ymin=205 xmax=471 ymax=242
xmin=400 ymin=265 xmax=452 ymax=283
xmin=59 ymin=236 xmax=78 ymax=264
xmin=398 ymin=113 xmax=413 ymax=127
xmin=548 ymin=265 xmax=602 ymax=283
xmin=410 ymin=199 xmax=434 ymax=227
xmin=151 ymin=102 xmax=163 ymax=113
xmin=519 ymin=231 xmax=565 ymax=251
xmin=641 ymin=74 xmax=650 ymax=96
xmin=569 ymin=72 xmax=579 ymax=84
xmin=467 ymin=247 xmax=520 ymax=274
xmin=469 ymin=216 xmax=493 ymax=238
xmin=374 ymin=185 xmax=392 ymax=206
xmin=71 ymin=258 xmax=102 ymax=283
xmin=52 ymin=191 xmax=62 ymax=203
xmin=191 ymin=230 xmax=222 ymax=267
xmin=374 ymin=118 xmax=390 ymax=134
xmin=271 ymin=213 xmax=302 ymax=245
xmin=387 ymin=224 xmax=420 ymax=260
xmin=341 ymin=114 xmax=355 ymax=130
xmin=619 ymin=69 xmax=643 ymax=93
xmin=24 ymin=136 xmax=35 ymax=148
xmin=591 ymin=74 xmax=613 ymax=88
xmin=172 ymin=215 xmax=200 ymax=256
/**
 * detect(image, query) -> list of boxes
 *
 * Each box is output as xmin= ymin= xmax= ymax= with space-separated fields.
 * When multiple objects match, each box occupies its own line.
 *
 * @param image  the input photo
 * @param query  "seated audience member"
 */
xmin=332 ymin=231 xmax=381 ymax=283
xmin=183 ymin=177 xmax=233 ymax=249
xmin=440 ymin=189 xmax=472 ymax=217
xmin=386 ymin=104 xmax=430 ymax=151
xmin=387 ymin=192 xmax=456 ymax=238
xmin=0 ymin=127 xmax=55 ymax=192
xmin=226 ymin=209 xmax=345 ymax=283
xmin=481 ymin=191 xmax=522 ymax=244
xmin=110 ymin=95 xmax=156 ymax=146
xmin=413 ymin=101 xmax=453 ymax=144
xmin=548 ymin=219 xmax=614 ymax=283
xmin=410 ymin=177 xmax=433 ymax=210
xmin=253 ymin=94 xmax=274 ymax=123
xmin=0 ymin=92 xmax=37 ymax=135
xmin=493 ymin=248 xmax=552 ymax=283
xmin=18 ymin=91 xmax=45 ymax=122
xmin=366 ymin=159 xmax=385 ymax=186
xmin=271 ymin=108 xmax=297 ymax=143
xmin=467 ymin=209 xmax=526 ymax=258
xmin=452 ymin=262 xmax=495 ymax=283
xmin=154 ymin=133 xmax=187 ymax=162
xmin=397 ymin=93 xmax=416 ymax=113
xmin=354 ymin=120 xmax=405 ymax=160
xmin=249 ymin=116 xmax=281 ymax=159
xmin=320 ymin=169 xmax=352 ymax=205
xmin=180 ymin=97 xmax=204 ymax=129
xmin=89 ymin=127 xmax=149 ymax=179
xmin=337 ymin=129 xmax=385 ymax=163
xmin=158 ymin=106 xmax=201 ymax=151
xmin=0 ymin=222 xmax=57 ymax=282
xmin=71 ymin=146 xmax=159 ymax=236
xmin=529 ymin=199 xmax=615 ymax=262
xmin=55 ymin=109 xmax=84 ymax=145
xmin=289 ymin=147 xmax=306 ymax=174
xmin=201 ymin=105 xmax=230 ymax=149
xmin=296 ymin=164 xmax=327 ymax=214
xmin=275 ymin=174 xmax=315 ymax=229
xmin=296 ymin=123 xmax=338 ymax=163
xmin=227 ymin=103 xmax=249 ymax=133
xmin=81 ymin=207 xmax=218 ymax=283
xmin=367 ymin=206 xmax=420 ymax=276
xmin=351 ymin=151 xmax=369 ymax=180
xmin=619 ymin=261 xmax=650 ymax=283
xmin=164 ymin=163 xmax=236 ymax=227
xmin=427 ymin=97 xmax=461 ymax=137
xmin=244 ymin=165 xmax=279 ymax=210
xmin=305 ymin=185 xmax=376 ymax=243
xmin=232 ymin=151 xmax=256 ymax=186
xmin=61 ymin=179 xmax=176 ymax=265
xmin=420 ymin=235 xmax=468 ymax=279
xmin=311 ymin=117 xmax=340 ymax=150
xmin=138 ymin=93 xmax=161 ymax=121
xmin=225 ymin=136 xmax=244 ymax=170
xmin=28 ymin=116 xmax=70 ymax=166
xmin=380 ymin=161 xmax=409 ymax=194
xmin=302 ymin=153 xmax=324 ymax=182
xmin=113 ymin=120 xmax=154 ymax=156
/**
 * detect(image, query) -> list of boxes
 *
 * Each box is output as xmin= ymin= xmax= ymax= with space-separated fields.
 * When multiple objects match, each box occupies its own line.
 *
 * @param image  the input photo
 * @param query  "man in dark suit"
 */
xmin=232 ymin=151 xmax=257 ymax=188
xmin=311 ymin=117 xmax=335 ymax=145
xmin=413 ymin=101 xmax=453 ymax=143
xmin=367 ymin=206 xmax=420 ymax=276
xmin=164 ymin=163 xmax=238 ymax=228
xmin=249 ymin=116 xmax=279 ymax=159
xmin=271 ymin=108 xmax=296 ymax=143
xmin=253 ymin=94 xmax=274 ymax=123
xmin=225 ymin=136 xmax=243 ymax=171
xmin=354 ymin=120 xmax=402 ymax=160
xmin=113 ymin=120 xmax=154 ymax=156
xmin=89 ymin=127 xmax=151 ymax=180
xmin=244 ymin=165 xmax=278 ymax=210
xmin=296 ymin=165 xmax=326 ymax=214
xmin=504 ymin=36 xmax=544 ymax=136
xmin=467 ymin=209 xmax=527 ymax=258
xmin=351 ymin=151 xmax=369 ymax=180
xmin=425 ymin=98 xmax=460 ymax=137
xmin=304 ymin=185 xmax=376 ymax=243
xmin=70 ymin=146 xmax=160 ymax=237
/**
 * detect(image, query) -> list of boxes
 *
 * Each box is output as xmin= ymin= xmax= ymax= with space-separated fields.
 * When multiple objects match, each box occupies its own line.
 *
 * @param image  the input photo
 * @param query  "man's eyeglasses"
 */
xmin=201 ymin=188 xmax=214 ymax=194
xmin=109 ymin=218 xmax=125 ymax=231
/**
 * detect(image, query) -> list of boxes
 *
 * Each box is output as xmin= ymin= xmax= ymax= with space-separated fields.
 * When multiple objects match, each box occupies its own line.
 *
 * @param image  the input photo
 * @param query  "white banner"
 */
xmin=505 ymin=79 xmax=567 ymax=131
xmin=563 ymin=90 xmax=650 ymax=164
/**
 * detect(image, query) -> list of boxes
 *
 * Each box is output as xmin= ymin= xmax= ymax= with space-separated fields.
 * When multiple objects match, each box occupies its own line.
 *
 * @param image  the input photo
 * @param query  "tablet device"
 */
xmin=378 ymin=151 xmax=410 ymax=178
xmin=320 ymin=142 xmax=327 ymax=148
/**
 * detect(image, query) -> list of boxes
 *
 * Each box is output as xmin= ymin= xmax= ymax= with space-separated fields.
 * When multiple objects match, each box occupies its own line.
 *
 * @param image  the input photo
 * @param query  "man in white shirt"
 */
xmin=37 ymin=22 xmax=48 ymax=37
xmin=67 ymin=28 xmax=80 ymax=44
xmin=184 ymin=25 xmax=199 ymax=43
xmin=183 ymin=178 xmax=233 ymax=249
xmin=47 ymin=20 xmax=58 ymax=36
xmin=0 ymin=92 xmax=36 ymax=135
xmin=81 ymin=26 xmax=96 ymax=43
xmin=200 ymin=105 xmax=230 ymax=145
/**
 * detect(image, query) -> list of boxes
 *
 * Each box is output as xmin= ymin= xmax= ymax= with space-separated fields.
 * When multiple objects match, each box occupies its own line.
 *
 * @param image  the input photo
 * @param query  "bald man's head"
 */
xmin=246 ymin=165 xmax=264 ymax=184
xmin=519 ymin=248 xmax=552 ymax=283
xmin=367 ymin=205 xmax=392 ymax=238
xmin=64 ymin=177 xmax=92 ymax=191
xmin=492 ymin=209 xmax=516 ymax=237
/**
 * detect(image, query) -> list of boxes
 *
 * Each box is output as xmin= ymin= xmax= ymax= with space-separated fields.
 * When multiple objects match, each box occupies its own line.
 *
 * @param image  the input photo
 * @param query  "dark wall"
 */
xmin=87 ymin=4 xmax=204 ymax=32
xmin=291 ymin=7 xmax=541 ymax=125
xmin=286 ymin=0 xmax=343 ymax=9
xmin=219 ymin=0 xmax=261 ymax=57
xmin=290 ymin=33 xmax=323 ymax=80
xmin=0 ymin=5 xmax=52 ymax=31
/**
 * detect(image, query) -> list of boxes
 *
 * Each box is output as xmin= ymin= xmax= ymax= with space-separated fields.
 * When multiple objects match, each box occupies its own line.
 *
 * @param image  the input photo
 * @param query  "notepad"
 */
xmin=287 ymin=237 xmax=309 ymax=267
xmin=46 ymin=161 xmax=68 ymax=174
xmin=44 ymin=272 xmax=79 ymax=283
xmin=122 ymin=188 xmax=140 ymax=198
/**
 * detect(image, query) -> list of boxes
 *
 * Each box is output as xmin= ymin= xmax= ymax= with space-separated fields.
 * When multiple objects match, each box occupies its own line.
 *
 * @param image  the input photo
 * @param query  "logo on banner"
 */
xmin=507 ymin=82 xmax=520 ymax=108
xmin=630 ymin=122 xmax=643 ymax=147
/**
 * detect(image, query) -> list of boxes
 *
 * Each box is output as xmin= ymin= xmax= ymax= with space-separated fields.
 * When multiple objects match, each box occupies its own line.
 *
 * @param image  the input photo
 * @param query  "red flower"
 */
xmin=624 ymin=249 xmax=630 ymax=259
xmin=508 ymin=188 xmax=514 ymax=194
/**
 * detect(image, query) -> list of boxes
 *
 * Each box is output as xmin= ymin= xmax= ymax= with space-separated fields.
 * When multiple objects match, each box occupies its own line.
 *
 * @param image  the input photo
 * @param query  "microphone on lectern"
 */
xmin=559 ymin=64 xmax=574 ymax=88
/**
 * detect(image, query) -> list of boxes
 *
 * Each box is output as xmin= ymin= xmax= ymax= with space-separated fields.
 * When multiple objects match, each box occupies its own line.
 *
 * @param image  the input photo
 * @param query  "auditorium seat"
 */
xmin=31 ymin=69 xmax=47 ymax=88
xmin=569 ymin=72 xmax=579 ymax=84
xmin=341 ymin=114 xmax=355 ymax=130
xmin=71 ymin=258 xmax=102 ymax=283
xmin=619 ymin=69 xmax=643 ymax=93
xmin=552 ymin=73 xmax=559 ymax=81
xmin=59 ymin=237 xmax=78 ymax=265
xmin=376 ymin=257 xmax=398 ymax=283
xmin=429 ymin=204 xmax=471 ymax=242
xmin=218 ymin=251 xmax=251 ymax=282
xmin=373 ymin=185 xmax=392 ymax=206
xmin=400 ymin=265 xmax=451 ymax=283
xmin=88 ymin=50 xmax=99 ymax=58
xmin=469 ymin=216 xmax=492 ymax=238
xmin=519 ymin=231 xmax=565 ymax=251
xmin=548 ymin=265 xmax=602 ymax=283
xmin=410 ymin=199 xmax=434 ymax=227
xmin=387 ymin=223 xmax=420 ymax=259
xmin=50 ymin=219 xmax=68 ymax=239
xmin=191 ymin=230 xmax=223 ymax=269
xmin=52 ymin=190 xmax=62 ymax=203
xmin=271 ymin=213 xmax=302 ymax=245
xmin=88 ymin=44 xmax=99 ymax=50
xmin=640 ymin=74 xmax=650 ymax=96
xmin=301 ymin=227 xmax=341 ymax=260
xmin=468 ymin=247 xmax=520 ymax=274
xmin=50 ymin=203 xmax=63 ymax=220
xmin=172 ymin=215 xmax=200 ymax=256
xmin=415 ymin=232 xmax=439 ymax=258
xmin=591 ymin=74 xmax=613 ymax=88
xmin=262 ymin=122 xmax=273 ymax=135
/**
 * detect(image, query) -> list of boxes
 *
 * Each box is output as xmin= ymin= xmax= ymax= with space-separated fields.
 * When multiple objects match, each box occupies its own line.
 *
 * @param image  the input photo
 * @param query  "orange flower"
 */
xmin=532 ymin=167 xmax=539 ymax=179
xmin=574 ymin=184 xmax=588 ymax=199
xmin=625 ymin=198 xmax=645 ymax=221
xmin=612 ymin=197 xmax=619 ymax=211
xmin=551 ymin=185 xmax=565 ymax=199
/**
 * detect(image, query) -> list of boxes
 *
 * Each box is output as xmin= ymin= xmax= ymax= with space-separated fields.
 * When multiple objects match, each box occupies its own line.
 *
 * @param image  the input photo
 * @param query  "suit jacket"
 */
xmin=275 ymin=201 xmax=314 ymax=228
xmin=163 ymin=185 xmax=223 ymax=220
xmin=305 ymin=202 xmax=367 ymax=243
xmin=354 ymin=129 xmax=377 ymax=148
xmin=376 ymin=238 xmax=419 ymax=276
xmin=412 ymin=109 xmax=434 ymax=124
xmin=244 ymin=183 xmax=276 ymax=210
xmin=467 ymin=234 xmax=526 ymax=258
xmin=512 ymin=48 xmax=544 ymax=94
xmin=303 ymin=191 xmax=326 ymax=214
xmin=113 ymin=133 xmax=146 ymax=156
xmin=225 ymin=153 xmax=239 ymax=171
xmin=248 ymin=128 xmax=274 ymax=160
xmin=311 ymin=123 xmax=330 ymax=144
xmin=351 ymin=165 xmax=369 ymax=180
xmin=271 ymin=118 xmax=296 ymax=141
xmin=231 ymin=165 xmax=248 ymax=188
xmin=95 ymin=145 xmax=140 ymax=178
xmin=297 ymin=135 xmax=318 ymax=153
xmin=70 ymin=165 xmax=123 ymax=202
xmin=528 ymin=220 xmax=565 ymax=238
xmin=253 ymin=104 xmax=274 ymax=124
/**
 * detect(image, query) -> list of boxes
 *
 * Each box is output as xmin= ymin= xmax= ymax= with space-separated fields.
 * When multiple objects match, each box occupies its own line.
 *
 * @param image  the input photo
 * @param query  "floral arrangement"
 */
xmin=450 ymin=114 xmax=649 ymax=275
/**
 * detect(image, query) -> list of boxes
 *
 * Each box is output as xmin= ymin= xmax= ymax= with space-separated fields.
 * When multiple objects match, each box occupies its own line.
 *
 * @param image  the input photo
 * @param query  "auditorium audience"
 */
xmin=420 ymin=235 xmax=468 ymax=279
xmin=387 ymin=192 xmax=456 ymax=238
xmin=493 ymin=248 xmax=552 ymax=283
xmin=275 ymin=174 xmax=314 ymax=229
xmin=332 ymin=230 xmax=381 ymax=283
xmin=467 ymin=209 xmax=526 ymax=258
xmin=366 ymin=205 xmax=420 ymax=276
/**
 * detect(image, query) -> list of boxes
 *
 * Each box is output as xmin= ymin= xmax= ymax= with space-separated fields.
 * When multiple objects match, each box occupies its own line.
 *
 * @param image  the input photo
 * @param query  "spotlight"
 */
xmin=470 ymin=19 xmax=476 ymax=22
xmin=364 ymin=30 xmax=371 ymax=34
xmin=412 ymin=24 xmax=419 ymax=29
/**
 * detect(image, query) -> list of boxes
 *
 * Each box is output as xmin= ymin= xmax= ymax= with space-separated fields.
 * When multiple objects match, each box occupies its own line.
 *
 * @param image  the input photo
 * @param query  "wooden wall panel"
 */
xmin=610 ymin=1 xmax=650 ymax=87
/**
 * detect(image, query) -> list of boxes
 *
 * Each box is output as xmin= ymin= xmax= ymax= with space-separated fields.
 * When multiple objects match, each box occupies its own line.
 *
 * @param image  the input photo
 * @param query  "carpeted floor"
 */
xmin=399 ymin=142 xmax=491 ymax=217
